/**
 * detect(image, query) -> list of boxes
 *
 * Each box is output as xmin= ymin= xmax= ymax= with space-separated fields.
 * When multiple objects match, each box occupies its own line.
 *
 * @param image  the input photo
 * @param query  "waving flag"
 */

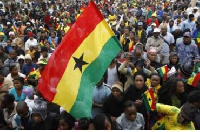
xmin=187 ymin=73 xmax=200 ymax=87
xmin=142 ymin=88 xmax=157 ymax=112
xmin=157 ymin=65 xmax=169 ymax=81
xmin=37 ymin=0 xmax=122 ymax=118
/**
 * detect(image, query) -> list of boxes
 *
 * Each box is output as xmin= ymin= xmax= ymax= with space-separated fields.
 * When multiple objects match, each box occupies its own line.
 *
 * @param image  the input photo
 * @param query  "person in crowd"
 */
xmin=16 ymin=55 xmax=25 ymax=72
xmin=25 ymin=32 xmax=38 ymax=52
xmin=146 ymin=73 xmax=162 ymax=95
xmin=58 ymin=111 xmax=75 ymax=130
xmin=9 ymin=77 xmax=28 ymax=102
xmin=181 ymin=14 xmax=196 ymax=33
xmin=135 ymin=22 xmax=147 ymax=45
xmin=153 ymin=102 xmax=196 ymax=130
xmin=3 ymin=50 xmax=18 ymax=68
xmin=188 ymin=90 xmax=200 ymax=130
xmin=28 ymin=99 xmax=59 ymax=130
xmin=93 ymin=113 xmax=112 ymax=130
xmin=168 ymin=52 xmax=180 ymax=71
xmin=103 ymin=81 xmax=124 ymax=121
xmin=92 ymin=77 xmax=111 ymax=119
xmin=176 ymin=31 xmax=199 ymax=65
xmin=0 ymin=45 xmax=8 ymax=63
xmin=0 ymin=59 xmax=9 ymax=77
xmin=21 ymin=54 xmax=37 ymax=76
xmin=145 ymin=28 xmax=164 ymax=53
xmin=158 ymin=77 xmax=187 ymax=108
xmin=116 ymin=100 xmax=145 ymax=130
xmin=12 ymin=101 xmax=32 ymax=130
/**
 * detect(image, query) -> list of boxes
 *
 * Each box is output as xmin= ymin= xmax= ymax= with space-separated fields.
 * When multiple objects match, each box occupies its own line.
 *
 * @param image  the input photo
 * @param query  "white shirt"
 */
xmin=107 ymin=65 xmax=119 ymax=87
xmin=160 ymin=32 xmax=174 ymax=55
xmin=25 ymin=38 xmax=38 ymax=51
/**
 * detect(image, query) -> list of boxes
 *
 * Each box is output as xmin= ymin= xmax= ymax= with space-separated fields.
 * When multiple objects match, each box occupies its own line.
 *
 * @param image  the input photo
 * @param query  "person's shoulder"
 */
xmin=136 ymin=112 xmax=144 ymax=118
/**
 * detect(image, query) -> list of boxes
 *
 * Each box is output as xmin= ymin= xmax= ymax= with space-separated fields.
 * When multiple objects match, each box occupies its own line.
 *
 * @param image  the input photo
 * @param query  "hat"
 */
xmin=180 ymin=63 xmax=193 ymax=77
xmin=38 ymin=58 xmax=48 ymax=65
xmin=39 ymin=26 xmax=43 ymax=29
xmin=18 ymin=21 xmax=22 ymax=23
xmin=32 ymin=99 xmax=47 ymax=120
xmin=28 ymin=32 xmax=34 ymax=37
xmin=22 ymin=87 xmax=34 ymax=98
xmin=193 ymin=7 xmax=198 ymax=10
xmin=7 ymin=22 xmax=11 ymax=25
xmin=148 ymin=47 xmax=157 ymax=54
xmin=151 ymin=12 xmax=157 ymax=17
xmin=153 ymin=28 xmax=161 ymax=33
xmin=26 ymin=22 xmax=31 ymax=25
xmin=138 ymin=22 xmax=143 ymax=26
xmin=188 ymin=90 xmax=200 ymax=103
xmin=11 ymin=43 xmax=16 ymax=46
xmin=9 ymin=31 xmax=15 ymax=36
xmin=181 ymin=102 xmax=197 ymax=121
xmin=0 ymin=32 xmax=4 ymax=36
xmin=24 ymin=54 xmax=32 ymax=60
xmin=151 ymin=23 xmax=156 ymax=26
xmin=183 ymin=32 xmax=191 ymax=37
xmin=111 ymin=82 xmax=123 ymax=92
xmin=18 ymin=54 xmax=25 ymax=60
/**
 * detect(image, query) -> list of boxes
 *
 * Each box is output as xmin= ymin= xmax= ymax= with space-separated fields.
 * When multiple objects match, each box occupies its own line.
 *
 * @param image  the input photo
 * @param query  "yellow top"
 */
xmin=153 ymin=103 xmax=195 ymax=130
xmin=138 ymin=30 xmax=142 ymax=39
xmin=108 ymin=15 xmax=116 ymax=24
xmin=146 ymin=78 xmax=161 ymax=95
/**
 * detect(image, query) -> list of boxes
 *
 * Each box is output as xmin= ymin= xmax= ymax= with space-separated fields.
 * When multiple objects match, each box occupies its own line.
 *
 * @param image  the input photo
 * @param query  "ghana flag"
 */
xmin=187 ymin=73 xmax=200 ymax=87
xmin=37 ymin=0 xmax=122 ymax=118
xmin=157 ymin=65 xmax=169 ymax=81
xmin=27 ymin=68 xmax=36 ymax=79
xmin=142 ymin=88 xmax=157 ymax=112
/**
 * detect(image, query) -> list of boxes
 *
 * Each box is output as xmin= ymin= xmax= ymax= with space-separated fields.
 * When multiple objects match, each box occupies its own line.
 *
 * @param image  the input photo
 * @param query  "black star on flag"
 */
xmin=73 ymin=53 xmax=88 ymax=72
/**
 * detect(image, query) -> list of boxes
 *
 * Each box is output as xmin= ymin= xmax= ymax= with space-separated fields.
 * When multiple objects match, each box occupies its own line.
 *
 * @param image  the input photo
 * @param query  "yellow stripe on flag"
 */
xmin=52 ymin=20 xmax=114 ymax=112
xmin=188 ymin=76 xmax=195 ymax=85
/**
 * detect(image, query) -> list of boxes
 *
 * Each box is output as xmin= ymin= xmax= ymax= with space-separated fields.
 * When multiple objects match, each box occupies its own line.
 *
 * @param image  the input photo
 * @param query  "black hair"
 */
xmin=123 ymin=100 xmax=136 ymax=110
xmin=59 ymin=111 xmax=75 ymax=130
xmin=188 ymin=90 xmax=200 ymax=103
xmin=0 ymin=70 xmax=3 ymax=76
xmin=93 ymin=113 xmax=111 ymax=130
xmin=13 ymin=76 xmax=24 ymax=85
xmin=0 ymin=45 xmax=4 ymax=51
xmin=158 ymin=77 xmax=183 ymax=105
xmin=133 ymin=71 xmax=147 ymax=82
xmin=189 ymin=14 xmax=194 ymax=18
xmin=9 ymin=65 xmax=17 ymax=72
xmin=149 ymin=73 xmax=163 ymax=85
xmin=7 ymin=38 xmax=12 ymax=42
xmin=41 ymin=46 xmax=48 ymax=52
xmin=78 ymin=118 xmax=90 ymax=130
xmin=2 ymin=93 xmax=15 ymax=104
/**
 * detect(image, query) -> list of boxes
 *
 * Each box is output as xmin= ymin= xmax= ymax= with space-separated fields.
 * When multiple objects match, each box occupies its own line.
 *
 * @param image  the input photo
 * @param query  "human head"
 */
xmin=189 ymin=14 xmax=194 ymax=21
xmin=179 ymin=102 xmax=197 ymax=124
xmin=93 ymin=114 xmax=112 ymax=130
xmin=78 ymin=118 xmax=90 ymax=130
xmin=161 ymin=25 xmax=167 ymax=36
xmin=133 ymin=72 xmax=146 ymax=90
xmin=150 ymin=73 xmax=161 ymax=87
xmin=28 ymin=32 xmax=34 ymax=40
xmin=123 ymin=100 xmax=137 ymax=121
xmin=13 ymin=77 xmax=24 ymax=90
xmin=59 ymin=111 xmax=75 ymax=130
xmin=180 ymin=63 xmax=193 ymax=78
xmin=16 ymin=101 xmax=29 ymax=118
xmin=9 ymin=31 xmax=15 ymax=39
xmin=9 ymin=50 xmax=17 ymax=59
xmin=0 ymin=32 xmax=4 ymax=41
xmin=175 ymin=79 xmax=184 ymax=94
xmin=124 ymin=27 xmax=130 ymax=36
xmin=9 ymin=66 xmax=18 ymax=76
xmin=24 ymin=54 xmax=32 ymax=65
xmin=183 ymin=32 xmax=191 ymax=45
xmin=32 ymin=99 xmax=47 ymax=123
xmin=0 ymin=45 xmax=4 ymax=54
xmin=96 ymin=77 xmax=104 ymax=87
xmin=147 ymin=48 xmax=157 ymax=62
xmin=169 ymin=19 xmax=174 ymax=27
xmin=1 ymin=93 xmax=15 ymax=110
xmin=153 ymin=28 xmax=160 ymax=38
xmin=169 ymin=52 xmax=178 ymax=64
xmin=51 ymin=31 xmax=56 ymax=38
xmin=137 ymin=22 xmax=143 ymax=30
xmin=37 ymin=59 xmax=48 ymax=71
xmin=41 ymin=47 xmax=48 ymax=58
xmin=111 ymin=81 xmax=123 ymax=99
xmin=7 ymin=38 xmax=12 ymax=46
xmin=188 ymin=90 xmax=200 ymax=109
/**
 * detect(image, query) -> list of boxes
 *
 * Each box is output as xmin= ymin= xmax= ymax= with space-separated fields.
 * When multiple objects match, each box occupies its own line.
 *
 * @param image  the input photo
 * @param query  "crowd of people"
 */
xmin=0 ymin=0 xmax=200 ymax=130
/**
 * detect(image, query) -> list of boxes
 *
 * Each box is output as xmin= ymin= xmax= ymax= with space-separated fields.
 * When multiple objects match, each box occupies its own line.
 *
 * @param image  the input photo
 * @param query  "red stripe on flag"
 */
xmin=149 ymin=89 xmax=156 ymax=110
xmin=163 ymin=65 xmax=168 ymax=81
xmin=37 ymin=1 xmax=104 ymax=102
xmin=192 ymin=73 xmax=200 ymax=87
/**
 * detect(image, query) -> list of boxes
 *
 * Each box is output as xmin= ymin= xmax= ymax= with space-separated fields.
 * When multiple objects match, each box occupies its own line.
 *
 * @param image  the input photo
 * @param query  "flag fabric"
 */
xmin=195 ymin=38 xmax=200 ymax=47
xmin=11 ymin=26 xmax=17 ymax=33
xmin=37 ymin=0 xmax=122 ymax=118
xmin=142 ymin=88 xmax=157 ymax=112
xmin=39 ymin=41 xmax=44 ymax=47
xmin=187 ymin=73 xmax=200 ymax=87
xmin=157 ymin=65 xmax=169 ymax=81
xmin=56 ymin=24 xmax=61 ymax=31
xmin=27 ymin=68 xmax=36 ymax=79
xmin=51 ymin=41 xmax=56 ymax=48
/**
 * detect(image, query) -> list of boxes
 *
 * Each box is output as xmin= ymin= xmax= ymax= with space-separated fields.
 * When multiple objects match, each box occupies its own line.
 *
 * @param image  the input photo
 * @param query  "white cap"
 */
xmin=26 ymin=22 xmax=30 ymax=25
xmin=39 ymin=26 xmax=43 ymax=29
xmin=24 ymin=54 xmax=32 ymax=60
xmin=7 ymin=22 xmax=11 ymax=25
xmin=18 ymin=54 xmax=25 ymax=60
xmin=151 ymin=23 xmax=156 ymax=26
xmin=9 ymin=31 xmax=15 ymax=36
xmin=153 ymin=28 xmax=161 ymax=33
xmin=193 ymin=7 xmax=198 ymax=10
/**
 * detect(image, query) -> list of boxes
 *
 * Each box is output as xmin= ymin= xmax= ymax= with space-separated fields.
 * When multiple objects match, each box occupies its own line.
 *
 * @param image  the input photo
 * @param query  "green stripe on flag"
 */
xmin=69 ymin=36 xmax=121 ymax=118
